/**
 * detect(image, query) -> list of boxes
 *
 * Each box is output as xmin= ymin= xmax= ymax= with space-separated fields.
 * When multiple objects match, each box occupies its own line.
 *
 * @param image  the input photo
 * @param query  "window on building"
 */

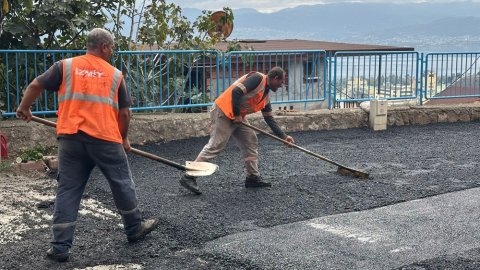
xmin=303 ymin=60 xmax=321 ymax=83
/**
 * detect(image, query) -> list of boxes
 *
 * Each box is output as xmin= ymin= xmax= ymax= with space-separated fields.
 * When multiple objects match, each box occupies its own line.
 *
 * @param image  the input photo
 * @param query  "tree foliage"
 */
xmin=0 ymin=0 xmax=237 ymax=114
xmin=137 ymin=2 xmax=233 ymax=50
xmin=0 ymin=0 xmax=234 ymax=50
xmin=0 ymin=0 xmax=117 ymax=49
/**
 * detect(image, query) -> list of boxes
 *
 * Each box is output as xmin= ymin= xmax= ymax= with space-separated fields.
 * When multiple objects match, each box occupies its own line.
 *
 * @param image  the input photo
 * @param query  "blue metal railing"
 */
xmin=114 ymin=50 xmax=221 ymax=112
xmin=0 ymin=50 xmax=84 ymax=116
xmin=332 ymin=51 xmax=420 ymax=105
xmin=227 ymin=50 xmax=327 ymax=110
xmin=1 ymin=49 xmax=479 ymax=117
xmin=423 ymin=52 xmax=480 ymax=103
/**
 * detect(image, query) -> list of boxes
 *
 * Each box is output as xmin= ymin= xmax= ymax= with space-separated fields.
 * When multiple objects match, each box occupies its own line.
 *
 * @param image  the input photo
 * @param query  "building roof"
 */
xmin=214 ymin=39 xmax=415 ymax=53
xmin=426 ymin=86 xmax=480 ymax=105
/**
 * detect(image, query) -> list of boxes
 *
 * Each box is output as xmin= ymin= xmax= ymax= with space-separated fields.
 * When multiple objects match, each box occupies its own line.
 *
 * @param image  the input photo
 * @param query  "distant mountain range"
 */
xmin=180 ymin=2 xmax=480 ymax=52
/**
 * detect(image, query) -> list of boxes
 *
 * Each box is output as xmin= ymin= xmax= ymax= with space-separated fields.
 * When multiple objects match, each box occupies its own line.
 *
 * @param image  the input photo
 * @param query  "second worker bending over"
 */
xmin=180 ymin=66 xmax=294 ymax=195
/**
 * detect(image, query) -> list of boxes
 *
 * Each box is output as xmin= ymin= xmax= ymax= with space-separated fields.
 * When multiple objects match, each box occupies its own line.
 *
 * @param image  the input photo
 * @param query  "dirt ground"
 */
xmin=1 ymin=122 xmax=480 ymax=269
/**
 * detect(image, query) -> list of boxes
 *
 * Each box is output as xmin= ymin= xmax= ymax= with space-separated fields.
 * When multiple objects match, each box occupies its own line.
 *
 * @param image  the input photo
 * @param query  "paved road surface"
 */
xmin=1 ymin=122 xmax=480 ymax=269
xmin=205 ymin=187 xmax=480 ymax=269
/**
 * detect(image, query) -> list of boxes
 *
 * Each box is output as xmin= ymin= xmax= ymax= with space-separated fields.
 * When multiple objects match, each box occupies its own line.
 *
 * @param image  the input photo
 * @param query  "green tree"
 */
xmin=0 ymin=0 xmax=118 ymax=49
xmin=127 ymin=2 xmax=234 ymax=110
xmin=103 ymin=0 xmax=147 ymax=51
xmin=0 ymin=0 xmax=235 ymax=114
xmin=137 ymin=2 xmax=232 ymax=50
xmin=1 ymin=0 xmax=234 ymax=51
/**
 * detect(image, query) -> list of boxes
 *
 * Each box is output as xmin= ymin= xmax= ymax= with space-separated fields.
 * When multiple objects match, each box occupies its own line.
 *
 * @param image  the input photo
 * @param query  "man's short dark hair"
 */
xmin=87 ymin=28 xmax=114 ymax=50
xmin=268 ymin=66 xmax=285 ymax=79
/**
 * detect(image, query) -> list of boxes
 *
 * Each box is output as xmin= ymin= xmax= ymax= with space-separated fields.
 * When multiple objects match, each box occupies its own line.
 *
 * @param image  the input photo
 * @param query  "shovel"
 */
xmin=30 ymin=116 xmax=218 ymax=177
xmin=241 ymin=122 xmax=369 ymax=179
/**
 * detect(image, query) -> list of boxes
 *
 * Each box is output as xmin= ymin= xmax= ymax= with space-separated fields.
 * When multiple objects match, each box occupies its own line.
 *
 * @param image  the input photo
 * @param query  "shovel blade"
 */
xmin=185 ymin=161 xmax=219 ymax=177
xmin=337 ymin=167 xmax=369 ymax=179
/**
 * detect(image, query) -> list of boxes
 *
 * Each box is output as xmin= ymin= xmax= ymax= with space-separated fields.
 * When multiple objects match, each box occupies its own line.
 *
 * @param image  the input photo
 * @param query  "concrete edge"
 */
xmin=1 ymin=104 xmax=480 ymax=156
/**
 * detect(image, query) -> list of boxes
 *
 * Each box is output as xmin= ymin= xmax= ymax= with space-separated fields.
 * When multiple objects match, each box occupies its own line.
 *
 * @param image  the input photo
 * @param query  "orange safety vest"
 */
xmin=56 ymin=54 xmax=123 ymax=143
xmin=215 ymin=72 xmax=268 ymax=120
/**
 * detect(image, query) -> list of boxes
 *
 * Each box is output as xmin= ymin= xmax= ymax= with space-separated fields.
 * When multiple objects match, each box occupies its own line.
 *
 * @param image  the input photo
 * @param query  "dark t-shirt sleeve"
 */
xmin=232 ymin=73 xmax=264 ymax=116
xmin=261 ymin=102 xmax=272 ymax=113
xmin=118 ymin=79 xmax=132 ymax=109
xmin=36 ymin=60 xmax=131 ymax=108
xmin=36 ymin=61 xmax=63 ymax=92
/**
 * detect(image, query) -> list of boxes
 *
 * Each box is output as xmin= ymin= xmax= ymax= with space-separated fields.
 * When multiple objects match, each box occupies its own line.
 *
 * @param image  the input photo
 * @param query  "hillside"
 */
xmin=133 ymin=2 xmax=480 ymax=52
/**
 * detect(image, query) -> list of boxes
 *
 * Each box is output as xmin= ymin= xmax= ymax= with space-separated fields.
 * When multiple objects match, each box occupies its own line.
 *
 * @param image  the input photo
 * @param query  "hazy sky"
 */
xmin=166 ymin=0 xmax=477 ymax=13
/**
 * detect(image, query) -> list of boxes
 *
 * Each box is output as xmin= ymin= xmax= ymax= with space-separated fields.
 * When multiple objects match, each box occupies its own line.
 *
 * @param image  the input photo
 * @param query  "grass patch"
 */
xmin=0 ymin=160 xmax=12 ymax=171
xmin=17 ymin=144 xmax=57 ymax=163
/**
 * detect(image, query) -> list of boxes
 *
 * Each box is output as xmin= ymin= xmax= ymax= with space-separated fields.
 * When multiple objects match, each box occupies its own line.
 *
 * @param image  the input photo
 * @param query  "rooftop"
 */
xmin=214 ymin=39 xmax=415 ymax=53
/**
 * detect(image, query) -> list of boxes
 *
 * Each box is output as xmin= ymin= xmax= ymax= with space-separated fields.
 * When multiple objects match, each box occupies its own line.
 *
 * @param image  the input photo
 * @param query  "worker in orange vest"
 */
xmin=180 ymin=66 xmax=294 ymax=195
xmin=16 ymin=28 xmax=158 ymax=262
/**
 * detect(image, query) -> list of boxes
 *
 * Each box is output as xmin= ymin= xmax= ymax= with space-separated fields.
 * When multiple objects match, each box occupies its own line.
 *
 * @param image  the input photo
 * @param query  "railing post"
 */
xmin=419 ymin=53 xmax=425 ymax=106
xmin=377 ymin=54 xmax=382 ymax=96
xmin=328 ymin=51 xmax=333 ymax=109
xmin=216 ymin=51 xmax=221 ymax=98
xmin=228 ymin=52 xmax=232 ymax=87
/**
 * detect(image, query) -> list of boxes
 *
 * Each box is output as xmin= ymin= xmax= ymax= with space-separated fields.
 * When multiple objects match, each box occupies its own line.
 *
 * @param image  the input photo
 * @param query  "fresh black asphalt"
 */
xmin=2 ymin=121 xmax=480 ymax=269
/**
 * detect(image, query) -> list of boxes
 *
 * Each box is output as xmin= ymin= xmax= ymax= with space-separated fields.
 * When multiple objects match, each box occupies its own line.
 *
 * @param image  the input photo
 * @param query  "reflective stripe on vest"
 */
xmin=240 ymin=75 xmax=267 ymax=114
xmin=59 ymin=58 xmax=121 ymax=110
xmin=214 ymin=72 xmax=268 ymax=119
xmin=56 ymin=55 xmax=123 ymax=143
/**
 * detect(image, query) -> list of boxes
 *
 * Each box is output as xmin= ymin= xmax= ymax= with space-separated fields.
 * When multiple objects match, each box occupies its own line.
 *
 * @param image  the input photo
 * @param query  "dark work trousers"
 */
xmin=51 ymin=136 xmax=142 ymax=253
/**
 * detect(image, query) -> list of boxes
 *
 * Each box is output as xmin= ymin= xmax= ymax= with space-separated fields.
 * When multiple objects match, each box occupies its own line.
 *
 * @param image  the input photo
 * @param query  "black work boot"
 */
xmin=46 ymin=248 xmax=70 ymax=262
xmin=179 ymin=174 xmax=202 ymax=195
xmin=127 ymin=219 xmax=159 ymax=243
xmin=245 ymin=175 xmax=271 ymax=188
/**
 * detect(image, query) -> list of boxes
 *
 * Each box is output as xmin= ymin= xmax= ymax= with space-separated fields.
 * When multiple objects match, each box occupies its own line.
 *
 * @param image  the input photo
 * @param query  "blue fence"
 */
xmin=0 ymin=50 xmax=84 ymax=116
xmin=1 ymin=49 xmax=479 ymax=117
xmin=333 ymin=51 xmax=420 ymax=103
xmin=423 ymin=52 xmax=480 ymax=103
xmin=227 ymin=50 xmax=327 ymax=110
xmin=115 ymin=50 xmax=221 ymax=112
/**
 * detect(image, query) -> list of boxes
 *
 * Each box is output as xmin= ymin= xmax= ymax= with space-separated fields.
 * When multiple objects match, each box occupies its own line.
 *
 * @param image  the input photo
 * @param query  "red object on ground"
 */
xmin=0 ymin=133 xmax=8 ymax=158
